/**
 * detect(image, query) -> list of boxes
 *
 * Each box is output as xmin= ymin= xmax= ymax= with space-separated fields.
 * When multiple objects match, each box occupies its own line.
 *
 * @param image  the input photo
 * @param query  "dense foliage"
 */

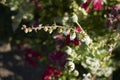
xmin=0 ymin=0 xmax=120 ymax=80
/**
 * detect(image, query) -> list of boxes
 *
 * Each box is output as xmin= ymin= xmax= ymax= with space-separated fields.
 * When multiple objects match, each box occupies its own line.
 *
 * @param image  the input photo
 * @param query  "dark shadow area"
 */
xmin=0 ymin=49 xmax=43 ymax=80
xmin=112 ymin=46 xmax=120 ymax=80
xmin=112 ymin=68 xmax=120 ymax=80
xmin=0 ymin=3 xmax=13 ymax=41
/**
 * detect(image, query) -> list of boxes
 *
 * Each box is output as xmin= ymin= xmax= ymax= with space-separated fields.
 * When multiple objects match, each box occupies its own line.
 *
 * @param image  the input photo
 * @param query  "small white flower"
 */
xmin=81 ymin=36 xmax=92 ymax=45
xmin=28 ymin=28 xmax=32 ymax=32
xmin=65 ymin=61 xmax=75 ymax=72
xmin=25 ymin=28 xmax=28 ymax=33
xmin=62 ymin=29 xmax=70 ymax=36
xmin=23 ymin=15 xmax=28 ymax=19
xmin=70 ymin=13 xmax=78 ymax=23
xmin=73 ymin=70 xmax=79 ymax=77
xmin=11 ymin=7 xmax=17 ymax=11
xmin=108 ymin=46 xmax=113 ymax=52
xmin=85 ymin=36 xmax=92 ymax=45
xmin=82 ymin=73 xmax=91 ymax=80
xmin=65 ymin=46 xmax=73 ymax=55
xmin=70 ymin=32 xmax=76 ymax=40
xmin=11 ymin=16 xmax=15 ymax=20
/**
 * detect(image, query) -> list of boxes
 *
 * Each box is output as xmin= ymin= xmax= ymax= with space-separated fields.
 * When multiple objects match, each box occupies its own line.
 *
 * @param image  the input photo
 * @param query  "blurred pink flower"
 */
xmin=43 ymin=66 xmax=53 ymax=80
xmin=93 ymin=0 xmax=103 ymax=10
xmin=46 ymin=66 xmax=54 ymax=75
xmin=43 ymin=66 xmax=61 ymax=80
xmin=42 ymin=74 xmax=51 ymax=80
xmin=81 ymin=0 xmax=103 ymax=12
xmin=75 ymin=27 xmax=82 ymax=32
xmin=73 ymin=38 xmax=79 ymax=45
xmin=54 ymin=69 xmax=61 ymax=77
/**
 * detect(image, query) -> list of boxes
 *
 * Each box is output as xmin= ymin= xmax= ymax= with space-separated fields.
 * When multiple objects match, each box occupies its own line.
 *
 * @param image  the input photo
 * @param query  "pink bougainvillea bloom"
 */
xmin=73 ymin=38 xmax=79 ymax=46
xmin=43 ymin=66 xmax=61 ymax=80
xmin=43 ymin=66 xmax=53 ymax=80
xmin=75 ymin=27 xmax=82 ymax=32
xmin=93 ymin=0 xmax=103 ymax=10
xmin=46 ymin=66 xmax=54 ymax=75
xmin=54 ymin=69 xmax=61 ymax=77
xmin=42 ymin=74 xmax=51 ymax=80
xmin=81 ymin=0 xmax=103 ymax=12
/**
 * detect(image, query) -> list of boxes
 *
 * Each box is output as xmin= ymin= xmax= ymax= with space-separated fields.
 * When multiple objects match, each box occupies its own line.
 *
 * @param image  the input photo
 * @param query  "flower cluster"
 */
xmin=81 ymin=0 xmax=104 ymax=13
xmin=82 ymin=56 xmax=100 ymax=74
xmin=42 ymin=66 xmax=61 ymax=80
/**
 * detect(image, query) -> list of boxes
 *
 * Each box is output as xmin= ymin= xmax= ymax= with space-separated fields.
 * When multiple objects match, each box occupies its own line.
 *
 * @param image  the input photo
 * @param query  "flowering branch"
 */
xmin=21 ymin=24 xmax=83 ymax=33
